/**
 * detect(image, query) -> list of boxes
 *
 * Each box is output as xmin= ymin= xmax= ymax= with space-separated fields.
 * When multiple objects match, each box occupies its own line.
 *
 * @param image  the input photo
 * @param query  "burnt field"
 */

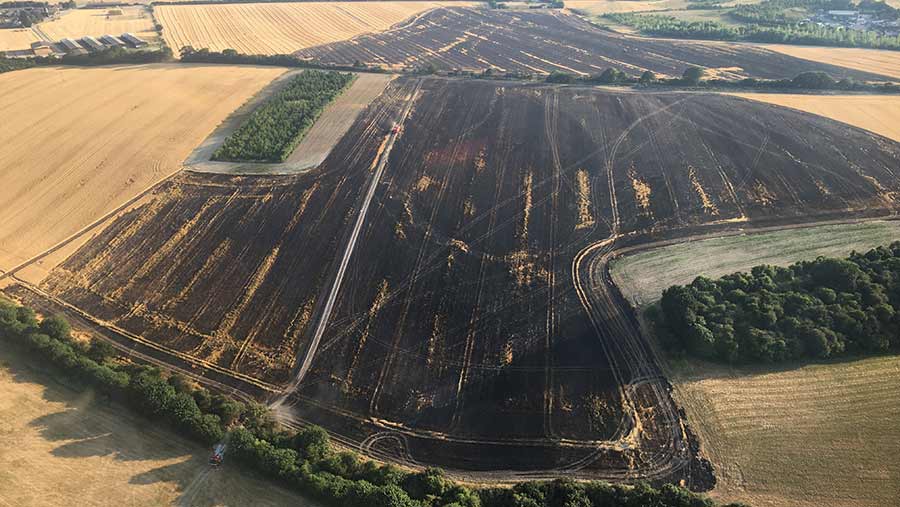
xmin=296 ymin=8 xmax=889 ymax=81
xmin=31 ymin=78 xmax=900 ymax=477
xmin=37 ymin=80 xmax=414 ymax=385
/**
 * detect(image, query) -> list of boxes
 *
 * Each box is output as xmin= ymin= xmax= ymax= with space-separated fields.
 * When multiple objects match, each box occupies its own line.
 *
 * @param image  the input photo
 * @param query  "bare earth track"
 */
xmin=296 ymin=7 xmax=891 ymax=81
xmin=8 ymin=78 xmax=900 ymax=482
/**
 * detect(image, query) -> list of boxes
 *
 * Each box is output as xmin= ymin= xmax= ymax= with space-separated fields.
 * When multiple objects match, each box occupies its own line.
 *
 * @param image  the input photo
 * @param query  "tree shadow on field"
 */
xmin=0 ymin=341 xmax=213 ymax=504
xmin=1 ymin=341 xmax=318 ymax=507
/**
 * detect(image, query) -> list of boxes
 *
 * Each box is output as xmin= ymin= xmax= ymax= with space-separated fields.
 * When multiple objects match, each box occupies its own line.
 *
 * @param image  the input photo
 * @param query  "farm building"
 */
xmin=30 ymin=41 xmax=52 ymax=57
xmin=99 ymin=34 xmax=126 ymax=47
xmin=58 ymin=38 xmax=87 ymax=55
xmin=80 ymin=36 xmax=106 ymax=52
xmin=120 ymin=32 xmax=147 ymax=47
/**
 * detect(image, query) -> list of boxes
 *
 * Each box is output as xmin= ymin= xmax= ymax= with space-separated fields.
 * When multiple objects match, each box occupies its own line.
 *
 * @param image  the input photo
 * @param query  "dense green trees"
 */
xmin=604 ymin=10 xmax=900 ymax=50
xmin=212 ymin=70 xmax=355 ymax=162
xmin=0 ymin=297 xmax=727 ymax=507
xmin=650 ymin=242 xmax=900 ymax=363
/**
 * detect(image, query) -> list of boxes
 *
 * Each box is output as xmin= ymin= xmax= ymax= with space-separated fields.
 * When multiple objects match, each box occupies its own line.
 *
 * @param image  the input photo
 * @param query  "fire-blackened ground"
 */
xmin=40 ymin=81 xmax=413 ymax=385
xmin=35 ymin=78 xmax=900 ymax=479
xmin=296 ymin=8 xmax=889 ymax=81
xmin=283 ymin=79 xmax=900 ymax=474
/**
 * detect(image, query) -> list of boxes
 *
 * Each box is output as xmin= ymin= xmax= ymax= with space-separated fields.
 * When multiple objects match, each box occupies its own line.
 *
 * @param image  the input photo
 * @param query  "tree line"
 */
xmin=604 ymin=11 xmax=900 ymax=50
xmin=0 ymin=47 xmax=172 ymax=76
xmin=545 ymin=67 xmax=900 ymax=93
xmin=212 ymin=69 xmax=355 ymax=163
xmin=0 ymin=296 xmax=742 ymax=507
xmin=648 ymin=242 xmax=900 ymax=363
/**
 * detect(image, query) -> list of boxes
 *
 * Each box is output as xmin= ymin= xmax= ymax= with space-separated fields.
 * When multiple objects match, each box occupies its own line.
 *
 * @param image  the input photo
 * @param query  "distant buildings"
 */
xmin=2 ymin=32 xmax=149 ymax=58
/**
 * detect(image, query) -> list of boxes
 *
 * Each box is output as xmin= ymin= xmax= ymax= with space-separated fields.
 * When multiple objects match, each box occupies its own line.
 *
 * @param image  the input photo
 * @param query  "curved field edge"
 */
xmin=0 ymin=64 xmax=286 ymax=282
xmin=608 ymin=220 xmax=900 ymax=507
xmin=20 ymin=80 xmax=900 ymax=477
xmin=729 ymin=93 xmax=900 ymax=145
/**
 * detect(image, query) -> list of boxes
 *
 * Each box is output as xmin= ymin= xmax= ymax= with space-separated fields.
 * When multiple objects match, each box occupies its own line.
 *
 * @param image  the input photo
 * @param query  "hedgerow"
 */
xmin=0 ymin=297 xmax=731 ymax=506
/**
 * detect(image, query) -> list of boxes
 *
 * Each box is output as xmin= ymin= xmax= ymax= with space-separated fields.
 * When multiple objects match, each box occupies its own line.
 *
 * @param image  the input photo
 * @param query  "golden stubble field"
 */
xmin=155 ymin=1 xmax=472 ymax=56
xmin=39 ymin=6 xmax=158 ymax=43
xmin=762 ymin=44 xmax=900 ymax=81
xmin=0 ymin=6 xmax=156 ymax=51
xmin=0 ymin=64 xmax=285 ymax=281
xmin=731 ymin=93 xmax=900 ymax=143
xmin=610 ymin=222 xmax=900 ymax=507
xmin=0 ymin=340 xmax=318 ymax=507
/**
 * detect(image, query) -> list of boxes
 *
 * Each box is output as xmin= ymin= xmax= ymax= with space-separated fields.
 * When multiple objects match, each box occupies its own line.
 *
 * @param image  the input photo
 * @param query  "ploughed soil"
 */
xmin=296 ymin=7 xmax=890 ymax=81
xmin=33 ymin=78 xmax=900 ymax=477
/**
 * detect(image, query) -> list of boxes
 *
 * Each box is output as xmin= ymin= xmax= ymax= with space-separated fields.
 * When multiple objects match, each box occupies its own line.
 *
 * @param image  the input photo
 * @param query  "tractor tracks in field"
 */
xmin=276 ymin=79 xmax=423 ymax=408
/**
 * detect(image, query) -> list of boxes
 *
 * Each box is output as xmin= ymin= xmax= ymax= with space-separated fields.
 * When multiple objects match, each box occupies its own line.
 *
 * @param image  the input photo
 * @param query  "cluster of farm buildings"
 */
xmin=3 ymin=31 xmax=146 ymax=58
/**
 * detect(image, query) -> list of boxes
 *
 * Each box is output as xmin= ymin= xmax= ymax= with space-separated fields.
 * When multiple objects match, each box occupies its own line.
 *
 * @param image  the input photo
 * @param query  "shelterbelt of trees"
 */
xmin=605 ymin=0 xmax=900 ymax=51
xmin=0 ymin=296 xmax=740 ymax=507
xmin=0 ymin=48 xmax=172 ymax=75
xmin=212 ymin=69 xmax=355 ymax=163
xmin=650 ymin=242 xmax=900 ymax=363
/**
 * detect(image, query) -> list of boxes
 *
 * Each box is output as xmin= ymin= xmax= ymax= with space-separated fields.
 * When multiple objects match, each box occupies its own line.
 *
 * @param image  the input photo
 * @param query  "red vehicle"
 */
xmin=391 ymin=123 xmax=401 ymax=134
xmin=209 ymin=443 xmax=226 ymax=467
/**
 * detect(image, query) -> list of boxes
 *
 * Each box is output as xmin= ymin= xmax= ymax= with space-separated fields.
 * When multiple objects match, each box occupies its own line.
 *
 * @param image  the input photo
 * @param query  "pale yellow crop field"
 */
xmin=566 ymin=0 xmax=689 ymax=15
xmin=0 ymin=339 xmax=319 ymax=507
xmin=677 ymin=356 xmax=900 ymax=507
xmin=0 ymin=28 xmax=40 ymax=51
xmin=156 ymin=1 xmax=472 ymax=56
xmin=567 ymin=0 xmax=760 ymax=15
xmin=731 ymin=93 xmax=900 ymax=143
xmin=611 ymin=222 xmax=900 ymax=507
xmin=38 ymin=6 xmax=158 ymax=43
xmin=0 ymin=64 xmax=284 ymax=280
xmin=763 ymin=44 xmax=900 ymax=81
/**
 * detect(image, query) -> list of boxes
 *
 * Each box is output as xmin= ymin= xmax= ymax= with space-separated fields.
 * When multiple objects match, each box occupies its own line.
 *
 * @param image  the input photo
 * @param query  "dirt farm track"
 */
xmin=10 ymin=75 xmax=898 ymax=482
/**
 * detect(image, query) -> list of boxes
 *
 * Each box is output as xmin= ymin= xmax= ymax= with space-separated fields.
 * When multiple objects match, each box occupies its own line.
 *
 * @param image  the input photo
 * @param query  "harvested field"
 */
xmin=0 ymin=28 xmax=39 ymax=51
xmin=40 ymin=81 xmax=411 ymax=385
xmin=611 ymin=220 xmax=900 ymax=308
xmin=0 ymin=339 xmax=319 ymax=507
xmin=609 ymin=226 xmax=900 ymax=507
xmin=38 ymin=6 xmax=157 ymax=44
xmin=155 ymin=1 xmax=471 ymax=56
xmin=567 ymin=0 xmax=690 ymax=15
xmin=297 ymin=7 xmax=889 ymax=80
xmin=0 ymin=64 xmax=284 ymax=280
xmin=763 ymin=44 xmax=900 ymax=81
xmin=732 ymin=93 xmax=900 ymax=143
xmin=35 ymin=79 xmax=900 ymax=475
xmin=567 ymin=0 xmax=760 ymax=14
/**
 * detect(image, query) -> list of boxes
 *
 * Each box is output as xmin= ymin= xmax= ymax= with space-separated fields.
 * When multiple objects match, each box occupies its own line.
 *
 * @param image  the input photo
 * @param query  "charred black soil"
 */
xmin=32 ymin=78 xmax=900 ymax=481
xmin=296 ymin=8 xmax=891 ymax=81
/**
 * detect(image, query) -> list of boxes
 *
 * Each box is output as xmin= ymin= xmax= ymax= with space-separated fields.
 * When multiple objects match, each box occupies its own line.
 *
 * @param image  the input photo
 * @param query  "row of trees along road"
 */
xmin=649 ymin=242 xmax=900 ymax=363
xmin=0 ymin=295 xmax=741 ymax=506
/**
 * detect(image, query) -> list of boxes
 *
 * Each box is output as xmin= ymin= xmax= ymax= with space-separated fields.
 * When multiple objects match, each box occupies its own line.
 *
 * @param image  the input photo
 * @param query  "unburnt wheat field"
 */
xmin=0 ymin=64 xmax=284 ymax=280
xmin=156 ymin=1 xmax=472 ymax=56
xmin=35 ymin=78 xmax=900 ymax=475
xmin=297 ymin=7 xmax=891 ymax=81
